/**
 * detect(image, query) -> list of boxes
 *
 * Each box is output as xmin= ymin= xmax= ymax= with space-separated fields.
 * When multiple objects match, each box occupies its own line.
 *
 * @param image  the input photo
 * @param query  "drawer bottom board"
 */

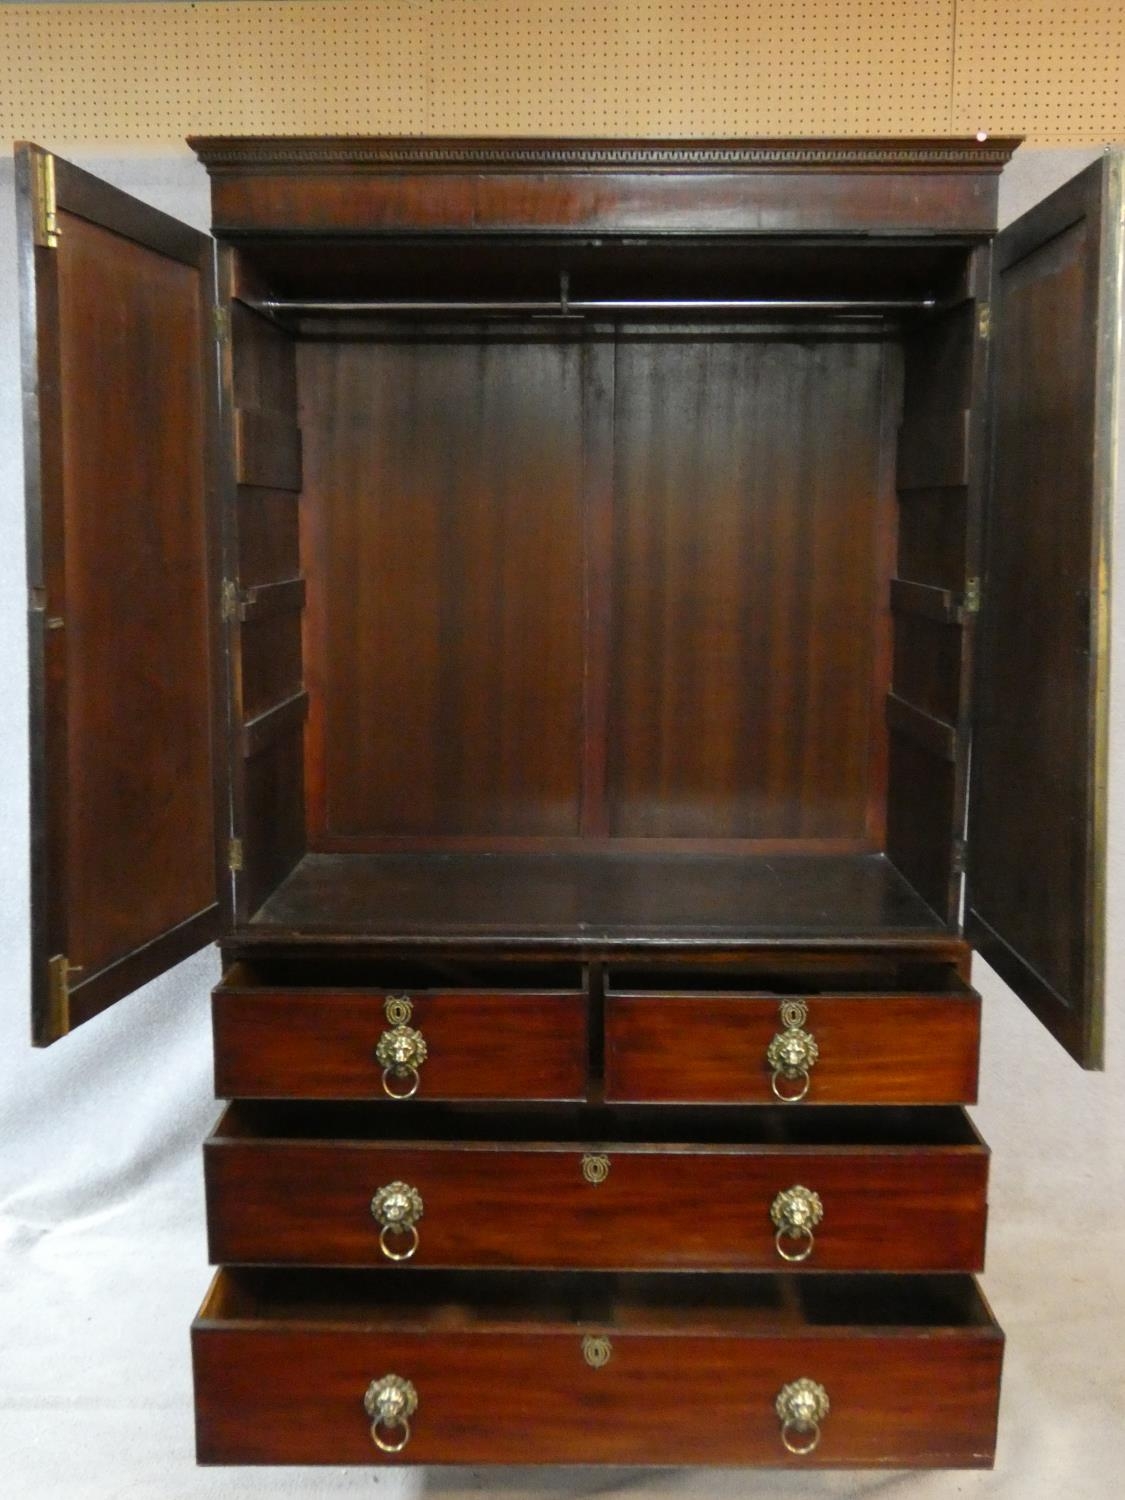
xmin=193 ymin=1270 xmax=1003 ymax=1467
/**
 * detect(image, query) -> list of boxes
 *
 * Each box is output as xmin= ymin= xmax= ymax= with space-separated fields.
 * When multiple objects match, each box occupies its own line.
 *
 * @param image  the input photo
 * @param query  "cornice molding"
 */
xmin=189 ymin=135 xmax=1022 ymax=174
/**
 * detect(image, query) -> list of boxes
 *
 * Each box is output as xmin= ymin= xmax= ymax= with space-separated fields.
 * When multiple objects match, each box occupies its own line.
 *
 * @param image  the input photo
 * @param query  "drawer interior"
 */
xmin=197 ymin=1267 xmax=999 ymax=1335
xmin=607 ymin=960 xmax=974 ymax=997
xmin=210 ymin=1101 xmax=984 ymax=1149
xmin=220 ymin=957 xmax=585 ymax=992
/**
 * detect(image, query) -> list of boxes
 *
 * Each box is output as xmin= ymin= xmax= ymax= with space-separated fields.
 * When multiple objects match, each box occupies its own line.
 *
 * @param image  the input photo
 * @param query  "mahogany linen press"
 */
xmin=14 ymin=135 xmax=1122 ymax=1468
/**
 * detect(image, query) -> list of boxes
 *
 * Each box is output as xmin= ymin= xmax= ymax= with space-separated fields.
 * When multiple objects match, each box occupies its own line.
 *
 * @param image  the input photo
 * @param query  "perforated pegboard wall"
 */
xmin=953 ymin=0 xmax=1125 ymax=143
xmin=1 ymin=1 xmax=1122 ymax=146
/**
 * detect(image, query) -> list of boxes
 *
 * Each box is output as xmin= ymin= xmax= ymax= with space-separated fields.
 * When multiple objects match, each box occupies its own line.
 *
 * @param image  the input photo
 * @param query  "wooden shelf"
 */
xmin=241 ymin=850 xmax=948 ymax=948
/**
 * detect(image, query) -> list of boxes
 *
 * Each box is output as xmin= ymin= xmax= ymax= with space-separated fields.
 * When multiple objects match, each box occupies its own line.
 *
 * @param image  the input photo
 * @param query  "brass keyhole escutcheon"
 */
xmin=364 ymin=1374 xmax=418 ymax=1453
xmin=775 ymin=1378 xmax=830 ymax=1456
xmin=384 ymin=994 xmax=413 ymax=1026
xmin=582 ymin=1335 xmax=612 ymax=1368
xmin=581 ymin=1153 xmax=611 ymax=1185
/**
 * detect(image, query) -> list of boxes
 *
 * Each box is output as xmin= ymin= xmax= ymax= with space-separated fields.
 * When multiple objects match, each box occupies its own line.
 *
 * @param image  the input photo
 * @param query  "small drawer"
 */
xmin=193 ymin=1268 xmax=1003 ymax=1467
xmin=213 ymin=959 xmax=587 ymax=1102
xmin=605 ymin=962 xmax=981 ymax=1106
xmin=204 ymin=1103 xmax=989 ymax=1273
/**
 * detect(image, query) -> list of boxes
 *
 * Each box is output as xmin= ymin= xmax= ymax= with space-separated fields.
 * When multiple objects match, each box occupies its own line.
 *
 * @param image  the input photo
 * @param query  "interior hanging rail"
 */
xmin=251 ymin=295 xmax=938 ymax=317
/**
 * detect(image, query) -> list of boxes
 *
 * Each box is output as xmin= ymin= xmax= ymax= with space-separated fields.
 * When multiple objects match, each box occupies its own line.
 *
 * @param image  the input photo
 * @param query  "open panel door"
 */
xmin=968 ymin=153 xmax=1123 ymax=1068
xmin=16 ymin=145 xmax=224 ymax=1045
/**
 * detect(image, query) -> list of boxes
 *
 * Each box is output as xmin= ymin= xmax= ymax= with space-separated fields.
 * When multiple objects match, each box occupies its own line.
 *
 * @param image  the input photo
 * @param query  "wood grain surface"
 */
xmin=193 ymin=1268 xmax=1003 ymax=1467
xmin=213 ymin=968 xmax=587 ymax=1101
xmin=204 ymin=1103 xmax=989 ymax=1272
xmin=605 ymin=986 xmax=980 ymax=1104
xmin=17 ymin=145 xmax=222 ymax=1041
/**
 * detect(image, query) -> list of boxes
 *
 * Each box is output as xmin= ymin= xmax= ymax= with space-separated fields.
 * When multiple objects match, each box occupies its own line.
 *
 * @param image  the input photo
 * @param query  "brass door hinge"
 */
xmin=977 ymin=303 xmax=991 ymax=340
xmin=213 ymin=304 xmax=231 ymax=343
xmin=962 ymin=577 xmax=982 ymax=615
xmin=220 ymin=579 xmax=239 ymax=623
xmin=952 ymin=838 xmax=967 ymax=876
xmin=228 ymin=837 xmax=244 ymax=873
xmin=47 ymin=953 xmax=80 ymax=1034
xmin=32 ymin=152 xmax=59 ymax=249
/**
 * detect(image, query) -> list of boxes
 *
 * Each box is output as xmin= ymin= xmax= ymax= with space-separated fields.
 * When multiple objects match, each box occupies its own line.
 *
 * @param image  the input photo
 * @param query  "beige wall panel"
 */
xmin=0 ymin=2 xmax=1122 ymax=148
xmin=953 ymin=0 xmax=1125 ymax=143
xmin=1 ymin=0 xmax=954 ymax=146
xmin=0 ymin=3 xmax=429 ymax=143
xmin=424 ymin=1 xmax=955 ymax=136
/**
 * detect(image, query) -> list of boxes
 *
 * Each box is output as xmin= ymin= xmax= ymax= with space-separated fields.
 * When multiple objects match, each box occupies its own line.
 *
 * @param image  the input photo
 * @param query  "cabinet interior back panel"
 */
xmin=608 ymin=335 xmax=890 ymax=842
xmin=299 ymin=335 xmax=587 ymax=841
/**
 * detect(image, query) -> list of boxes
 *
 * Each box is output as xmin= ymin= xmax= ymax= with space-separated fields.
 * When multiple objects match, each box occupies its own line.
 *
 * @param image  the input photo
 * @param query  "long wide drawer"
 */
xmin=213 ymin=959 xmax=587 ymax=1101
xmin=193 ymin=1269 xmax=1004 ymax=1467
xmin=205 ymin=1104 xmax=989 ymax=1273
xmin=605 ymin=961 xmax=981 ymax=1105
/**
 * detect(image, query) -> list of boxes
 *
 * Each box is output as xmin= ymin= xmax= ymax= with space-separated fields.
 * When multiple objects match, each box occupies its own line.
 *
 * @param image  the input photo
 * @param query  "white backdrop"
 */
xmin=0 ymin=146 xmax=1122 ymax=1500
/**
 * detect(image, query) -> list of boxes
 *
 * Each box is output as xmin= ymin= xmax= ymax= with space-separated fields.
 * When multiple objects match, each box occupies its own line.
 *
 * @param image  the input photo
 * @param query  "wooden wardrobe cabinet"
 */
xmin=16 ymin=136 xmax=1122 ymax=1470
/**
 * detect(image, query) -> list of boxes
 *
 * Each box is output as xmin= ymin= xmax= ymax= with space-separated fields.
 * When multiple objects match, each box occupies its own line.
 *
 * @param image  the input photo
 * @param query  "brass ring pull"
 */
xmin=381 ymin=1063 xmax=420 ymax=1100
xmin=365 ymin=1374 xmax=418 ymax=1453
xmin=775 ymin=1378 xmax=829 ymax=1458
xmin=371 ymin=1416 xmax=412 ymax=1453
xmin=770 ymin=1185 xmax=823 ymax=1264
xmin=770 ymin=1066 xmax=811 ymax=1103
xmin=379 ymin=1222 xmax=420 ymax=1261
xmin=766 ymin=1017 xmax=818 ymax=1104
xmin=780 ymin=1417 xmax=822 ymax=1456
xmin=774 ymin=1223 xmax=814 ymax=1262
xmin=376 ymin=1020 xmax=427 ymax=1100
xmin=371 ymin=1181 xmax=424 ymax=1261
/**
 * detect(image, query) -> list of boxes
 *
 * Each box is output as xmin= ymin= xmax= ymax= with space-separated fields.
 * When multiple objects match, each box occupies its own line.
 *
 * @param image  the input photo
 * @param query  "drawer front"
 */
xmin=193 ymin=1275 xmax=1003 ymax=1467
xmin=605 ymin=993 xmax=981 ymax=1105
xmin=213 ymin=988 xmax=587 ymax=1102
xmin=205 ymin=1136 xmax=988 ymax=1273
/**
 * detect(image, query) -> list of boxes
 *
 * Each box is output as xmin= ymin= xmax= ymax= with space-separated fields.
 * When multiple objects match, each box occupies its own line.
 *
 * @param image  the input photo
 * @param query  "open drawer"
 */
xmin=193 ymin=1268 xmax=1003 ymax=1467
xmin=205 ymin=1102 xmax=989 ymax=1273
xmin=605 ymin=962 xmax=981 ymax=1105
xmin=213 ymin=959 xmax=588 ymax=1102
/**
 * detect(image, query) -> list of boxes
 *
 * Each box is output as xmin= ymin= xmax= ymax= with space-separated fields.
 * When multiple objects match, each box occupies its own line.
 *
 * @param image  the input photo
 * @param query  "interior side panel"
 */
xmin=887 ymin=295 xmax=984 ymax=919
xmin=228 ymin=294 xmax=307 ymax=912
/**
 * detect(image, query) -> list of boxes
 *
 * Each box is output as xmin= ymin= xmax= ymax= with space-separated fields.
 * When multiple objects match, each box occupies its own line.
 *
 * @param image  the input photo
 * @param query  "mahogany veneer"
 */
xmin=213 ymin=961 xmax=587 ymax=1102
xmin=18 ymin=133 xmax=1121 ymax=1473
xmin=193 ymin=1270 xmax=1004 ymax=1467
xmin=605 ymin=973 xmax=981 ymax=1105
xmin=204 ymin=1104 xmax=990 ymax=1273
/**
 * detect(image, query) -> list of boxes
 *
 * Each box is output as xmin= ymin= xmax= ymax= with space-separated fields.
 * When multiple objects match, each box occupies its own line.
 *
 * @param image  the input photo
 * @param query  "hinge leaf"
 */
xmin=220 ymin=579 xmax=239 ymax=623
xmin=228 ymin=837 xmax=244 ymax=873
xmin=47 ymin=953 xmax=81 ymax=1035
xmin=32 ymin=152 xmax=59 ymax=249
xmin=962 ymin=577 xmax=982 ymax=615
xmin=977 ymin=303 xmax=991 ymax=340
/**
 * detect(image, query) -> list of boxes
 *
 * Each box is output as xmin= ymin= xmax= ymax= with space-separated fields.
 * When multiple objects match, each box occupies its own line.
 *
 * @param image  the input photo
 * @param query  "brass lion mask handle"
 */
xmin=371 ymin=1180 xmax=424 ymax=1261
xmin=364 ymin=1373 xmax=418 ymax=1453
xmin=775 ymin=1378 xmax=830 ymax=1456
xmin=766 ymin=1000 xmax=818 ymax=1102
xmin=375 ymin=996 xmax=427 ymax=1099
xmin=769 ymin=1184 xmax=824 ymax=1262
